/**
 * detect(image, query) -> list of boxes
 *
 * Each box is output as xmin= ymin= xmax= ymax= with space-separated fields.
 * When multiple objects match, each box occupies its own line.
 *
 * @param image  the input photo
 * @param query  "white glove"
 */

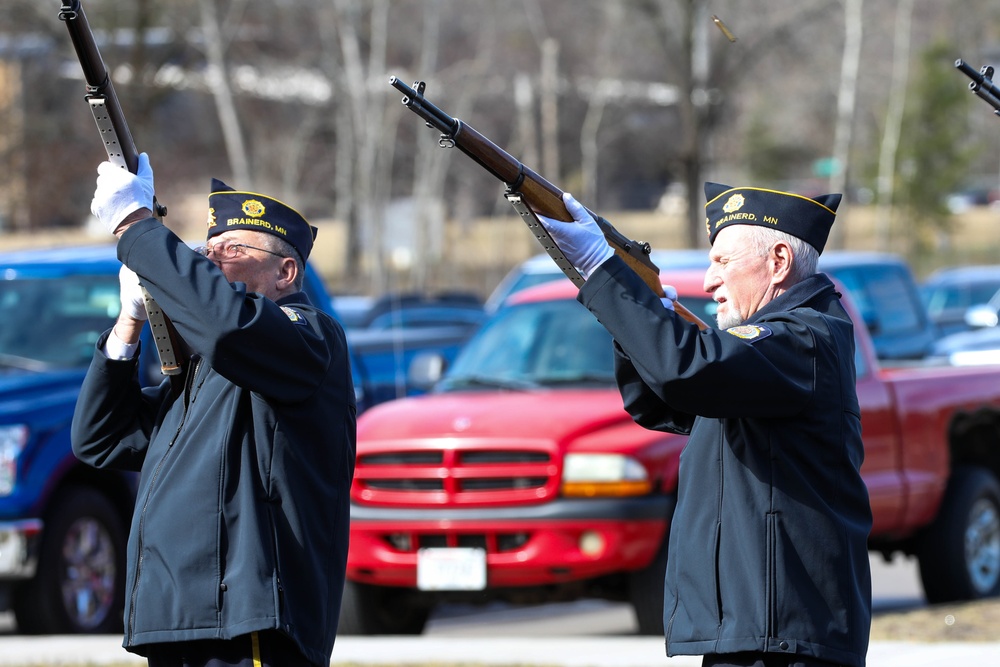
xmin=536 ymin=193 xmax=614 ymax=279
xmin=91 ymin=153 xmax=155 ymax=234
xmin=660 ymin=285 xmax=678 ymax=311
xmin=118 ymin=265 xmax=148 ymax=321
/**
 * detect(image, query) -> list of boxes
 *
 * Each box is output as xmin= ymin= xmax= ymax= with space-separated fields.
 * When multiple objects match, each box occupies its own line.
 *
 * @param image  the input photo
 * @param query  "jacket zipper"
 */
xmin=126 ymin=357 xmax=202 ymax=644
xmin=765 ymin=511 xmax=777 ymax=641
xmin=266 ymin=483 xmax=285 ymax=621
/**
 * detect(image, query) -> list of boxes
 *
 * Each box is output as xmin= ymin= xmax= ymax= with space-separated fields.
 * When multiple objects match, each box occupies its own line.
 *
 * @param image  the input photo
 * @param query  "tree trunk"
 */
xmin=579 ymin=4 xmax=624 ymax=207
xmin=827 ymin=0 xmax=863 ymax=249
xmin=540 ymin=39 xmax=560 ymax=184
xmin=672 ymin=0 xmax=708 ymax=248
xmin=875 ymin=0 xmax=914 ymax=251
xmin=331 ymin=0 xmax=390 ymax=292
xmin=198 ymin=0 xmax=251 ymax=187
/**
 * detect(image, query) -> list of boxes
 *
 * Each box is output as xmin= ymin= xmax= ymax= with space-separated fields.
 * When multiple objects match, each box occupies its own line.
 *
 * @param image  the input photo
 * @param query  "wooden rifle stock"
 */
xmin=389 ymin=76 xmax=708 ymax=330
xmin=59 ymin=0 xmax=185 ymax=375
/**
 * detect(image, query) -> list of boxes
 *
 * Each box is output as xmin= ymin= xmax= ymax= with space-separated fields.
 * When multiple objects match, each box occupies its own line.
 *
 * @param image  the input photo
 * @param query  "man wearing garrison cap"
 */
xmin=537 ymin=185 xmax=872 ymax=667
xmin=73 ymin=154 xmax=356 ymax=667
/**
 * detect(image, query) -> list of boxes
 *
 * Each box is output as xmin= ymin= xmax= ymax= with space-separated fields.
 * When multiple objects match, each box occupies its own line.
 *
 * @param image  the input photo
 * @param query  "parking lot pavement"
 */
xmin=331 ymin=638 xmax=1000 ymax=667
xmin=2 ymin=636 xmax=1000 ymax=667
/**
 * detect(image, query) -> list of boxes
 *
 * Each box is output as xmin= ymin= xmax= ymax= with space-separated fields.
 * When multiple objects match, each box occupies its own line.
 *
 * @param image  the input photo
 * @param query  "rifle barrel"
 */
xmin=389 ymin=74 xmax=707 ymax=329
xmin=59 ymin=0 xmax=139 ymax=173
xmin=955 ymin=59 xmax=983 ymax=83
xmin=389 ymin=76 xmax=458 ymax=135
xmin=955 ymin=58 xmax=1000 ymax=114
xmin=58 ymin=0 xmax=182 ymax=376
xmin=59 ymin=1 xmax=108 ymax=89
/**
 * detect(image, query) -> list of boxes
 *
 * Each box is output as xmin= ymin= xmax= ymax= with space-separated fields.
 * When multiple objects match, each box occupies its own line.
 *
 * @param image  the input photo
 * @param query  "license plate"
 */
xmin=416 ymin=547 xmax=487 ymax=591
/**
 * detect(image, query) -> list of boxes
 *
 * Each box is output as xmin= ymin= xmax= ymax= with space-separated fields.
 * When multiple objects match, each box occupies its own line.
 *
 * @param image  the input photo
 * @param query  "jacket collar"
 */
xmin=749 ymin=273 xmax=839 ymax=323
xmin=276 ymin=290 xmax=312 ymax=307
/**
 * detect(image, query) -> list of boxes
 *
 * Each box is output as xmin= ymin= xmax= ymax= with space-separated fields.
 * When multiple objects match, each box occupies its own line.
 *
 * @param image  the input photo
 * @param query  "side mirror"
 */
xmin=965 ymin=304 xmax=999 ymax=329
xmin=862 ymin=311 xmax=880 ymax=336
xmin=408 ymin=351 xmax=447 ymax=391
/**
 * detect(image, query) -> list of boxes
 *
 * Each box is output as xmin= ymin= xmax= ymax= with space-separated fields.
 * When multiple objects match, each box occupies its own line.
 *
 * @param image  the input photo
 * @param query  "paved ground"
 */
xmin=1 ymin=635 xmax=1000 ymax=667
xmin=2 ymin=557 xmax=992 ymax=666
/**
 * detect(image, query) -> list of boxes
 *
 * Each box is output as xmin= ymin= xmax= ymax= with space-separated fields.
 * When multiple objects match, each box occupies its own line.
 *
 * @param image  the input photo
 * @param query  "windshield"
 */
xmin=440 ymin=295 xmax=717 ymax=391
xmin=0 ymin=276 xmax=120 ymax=369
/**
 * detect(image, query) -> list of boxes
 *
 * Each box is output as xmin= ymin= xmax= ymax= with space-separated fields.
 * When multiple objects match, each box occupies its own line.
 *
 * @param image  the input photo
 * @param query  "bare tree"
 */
xmin=644 ymin=0 xmax=708 ymax=248
xmin=2 ymin=0 xmax=996 ymax=280
xmin=318 ymin=0 xmax=391 ymax=288
xmin=578 ymin=4 xmax=625 ymax=206
xmin=875 ymin=0 xmax=914 ymax=251
xmin=197 ymin=0 xmax=251 ymax=187
xmin=826 ymin=0 xmax=863 ymax=249
xmin=0 ymin=57 xmax=27 ymax=231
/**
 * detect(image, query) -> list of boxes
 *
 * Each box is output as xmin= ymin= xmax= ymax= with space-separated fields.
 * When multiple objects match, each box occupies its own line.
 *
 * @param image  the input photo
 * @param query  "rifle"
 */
xmin=955 ymin=59 xmax=1000 ymax=117
xmin=388 ymin=76 xmax=709 ymax=331
xmin=59 ymin=0 xmax=184 ymax=376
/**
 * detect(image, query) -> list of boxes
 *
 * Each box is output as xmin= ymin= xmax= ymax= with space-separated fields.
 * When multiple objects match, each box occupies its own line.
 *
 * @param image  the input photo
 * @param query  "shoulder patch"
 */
xmin=281 ymin=306 xmax=307 ymax=325
xmin=725 ymin=324 xmax=772 ymax=342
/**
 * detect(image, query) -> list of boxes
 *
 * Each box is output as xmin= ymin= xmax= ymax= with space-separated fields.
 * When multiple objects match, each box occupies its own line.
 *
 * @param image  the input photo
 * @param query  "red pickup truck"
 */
xmin=341 ymin=269 xmax=1000 ymax=634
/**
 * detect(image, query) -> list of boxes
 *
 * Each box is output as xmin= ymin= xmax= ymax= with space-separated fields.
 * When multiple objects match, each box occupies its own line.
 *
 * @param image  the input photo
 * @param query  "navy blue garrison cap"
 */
xmin=206 ymin=178 xmax=318 ymax=261
xmin=704 ymin=182 xmax=841 ymax=254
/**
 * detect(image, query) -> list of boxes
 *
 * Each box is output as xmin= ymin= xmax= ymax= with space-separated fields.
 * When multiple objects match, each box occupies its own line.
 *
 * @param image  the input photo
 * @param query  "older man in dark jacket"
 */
xmin=537 ymin=183 xmax=872 ymax=667
xmin=72 ymin=154 xmax=356 ymax=667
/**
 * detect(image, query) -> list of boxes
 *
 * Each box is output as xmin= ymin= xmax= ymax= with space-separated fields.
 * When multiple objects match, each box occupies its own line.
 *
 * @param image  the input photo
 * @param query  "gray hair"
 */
xmin=260 ymin=235 xmax=306 ymax=291
xmin=743 ymin=226 xmax=818 ymax=282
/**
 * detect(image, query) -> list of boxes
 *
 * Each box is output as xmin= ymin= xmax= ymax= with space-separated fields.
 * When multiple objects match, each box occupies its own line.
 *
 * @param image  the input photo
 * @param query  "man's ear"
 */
xmin=275 ymin=257 xmax=298 ymax=291
xmin=770 ymin=241 xmax=793 ymax=284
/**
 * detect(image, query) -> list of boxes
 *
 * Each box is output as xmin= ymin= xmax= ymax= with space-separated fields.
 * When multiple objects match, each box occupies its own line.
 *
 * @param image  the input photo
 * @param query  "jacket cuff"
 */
xmin=578 ymin=255 xmax=632 ymax=307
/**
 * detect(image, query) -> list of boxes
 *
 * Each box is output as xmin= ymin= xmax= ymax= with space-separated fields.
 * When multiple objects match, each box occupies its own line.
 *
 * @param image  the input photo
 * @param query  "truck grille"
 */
xmin=385 ymin=531 xmax=530 ymax=553
xmin=352 ymin=446 xmax=559 ymax=506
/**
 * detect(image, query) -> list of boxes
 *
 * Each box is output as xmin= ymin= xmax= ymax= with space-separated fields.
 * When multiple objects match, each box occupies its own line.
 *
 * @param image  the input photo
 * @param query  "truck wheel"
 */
xmin=917 ymin=466 xmax=1000 ymax=603
xmin=13 ymin=487 xmax=127 ymax=634
xmin=337 ymin=581 xmax=430 ymax=635
xmin=629 ymin=538 xmax=668 ymax=635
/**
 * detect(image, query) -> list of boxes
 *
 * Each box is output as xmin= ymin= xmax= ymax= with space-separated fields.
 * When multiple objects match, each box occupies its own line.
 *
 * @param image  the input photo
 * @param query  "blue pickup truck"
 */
xmin=0 ymin=244 xmax=474 ymax=634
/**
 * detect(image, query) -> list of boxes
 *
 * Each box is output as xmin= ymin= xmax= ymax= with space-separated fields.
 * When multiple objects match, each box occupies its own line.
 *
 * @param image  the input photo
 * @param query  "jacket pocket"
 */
xmin=765 ymin=511 xmax=778 ymax=640
xmin=713 ymin=519 xmax=724 ymax=627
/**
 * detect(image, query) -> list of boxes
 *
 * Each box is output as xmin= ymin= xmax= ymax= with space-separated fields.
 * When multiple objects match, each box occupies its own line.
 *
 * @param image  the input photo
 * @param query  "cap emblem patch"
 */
xmin=207 ymin=207 xmax=217 ymax=228
xmin=242 ymin=199 xmax=266 ymax=218
xmin=722 ymin=194 xmax=745 ymax=213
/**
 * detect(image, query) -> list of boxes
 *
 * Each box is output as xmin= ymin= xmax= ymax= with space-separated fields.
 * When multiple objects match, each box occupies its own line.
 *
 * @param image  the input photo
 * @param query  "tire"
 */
xmin=337 ymin=581 xmax=430 ymax=635
xmin=628 ymin=538 xmax=668 ymax=635
xmin=917 ymin=465 xmax=1000 ymax=604
xmin=13 ymin=486 xmax=127 ymax=634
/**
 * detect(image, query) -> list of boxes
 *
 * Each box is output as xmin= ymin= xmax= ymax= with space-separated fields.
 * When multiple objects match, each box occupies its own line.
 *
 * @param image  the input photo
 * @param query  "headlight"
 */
xmin=0 ymin=425 xmax=29 ymax=497
xmin=561 ymin=453 xmax=652 ymax=497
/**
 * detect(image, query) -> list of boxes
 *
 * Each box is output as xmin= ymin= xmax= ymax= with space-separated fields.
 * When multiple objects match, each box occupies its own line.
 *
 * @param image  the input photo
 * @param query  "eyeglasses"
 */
xmin=195 ymin=240 xmax=285 ymax=260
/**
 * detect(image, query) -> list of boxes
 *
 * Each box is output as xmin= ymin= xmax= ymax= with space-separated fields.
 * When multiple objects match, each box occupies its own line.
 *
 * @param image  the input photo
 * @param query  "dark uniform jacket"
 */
xmin=71 ymin=219 xmax=357 ymax=667
xmin=579 ymin=257 xmax=872 ymax=667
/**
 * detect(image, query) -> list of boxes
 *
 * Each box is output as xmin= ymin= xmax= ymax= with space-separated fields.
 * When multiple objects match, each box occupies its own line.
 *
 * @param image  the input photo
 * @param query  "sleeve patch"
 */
xmin=281 ymin=306 xmax=308 ymax=325
xmin=725 ymin=324 xmax=772 ymax=342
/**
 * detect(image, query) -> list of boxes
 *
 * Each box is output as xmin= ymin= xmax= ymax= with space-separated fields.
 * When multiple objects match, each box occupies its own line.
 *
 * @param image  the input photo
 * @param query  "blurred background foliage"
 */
xmin=0 ymin=0 xmax=998 ymax=295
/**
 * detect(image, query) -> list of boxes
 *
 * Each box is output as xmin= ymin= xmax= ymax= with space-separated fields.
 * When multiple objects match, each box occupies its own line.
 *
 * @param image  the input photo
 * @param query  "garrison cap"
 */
xmin=704 ymin=182 xmax=841 ymax=254
xmin=207 ymin=178 xmax=318 ymax=261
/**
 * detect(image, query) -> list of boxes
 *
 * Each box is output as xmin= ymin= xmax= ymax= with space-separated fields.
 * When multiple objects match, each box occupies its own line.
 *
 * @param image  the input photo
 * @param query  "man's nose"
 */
xmin=703 ymin=268 xmax=720 ymax=294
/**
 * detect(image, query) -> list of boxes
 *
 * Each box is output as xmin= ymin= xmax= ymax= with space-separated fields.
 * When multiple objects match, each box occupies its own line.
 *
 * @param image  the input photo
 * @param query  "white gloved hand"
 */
xmin=660 ymin=285 xmax=678 ymax=311
xmin=91 ymin=153 xmax=155 ymax=234
xmin=118 ymin=265 xmax=148 ymax=321
xmin=536 ymin=193 xmax=614 ymax=278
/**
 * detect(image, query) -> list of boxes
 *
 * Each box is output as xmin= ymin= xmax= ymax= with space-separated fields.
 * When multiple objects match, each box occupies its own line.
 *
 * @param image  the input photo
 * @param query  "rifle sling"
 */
xmin=87 ymin=97 xmax=129 ymax=170
xmin=504 ymin=192 xmax=586 ymax=289
xmin=141 ymin=286 xmax=182 ymax=376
